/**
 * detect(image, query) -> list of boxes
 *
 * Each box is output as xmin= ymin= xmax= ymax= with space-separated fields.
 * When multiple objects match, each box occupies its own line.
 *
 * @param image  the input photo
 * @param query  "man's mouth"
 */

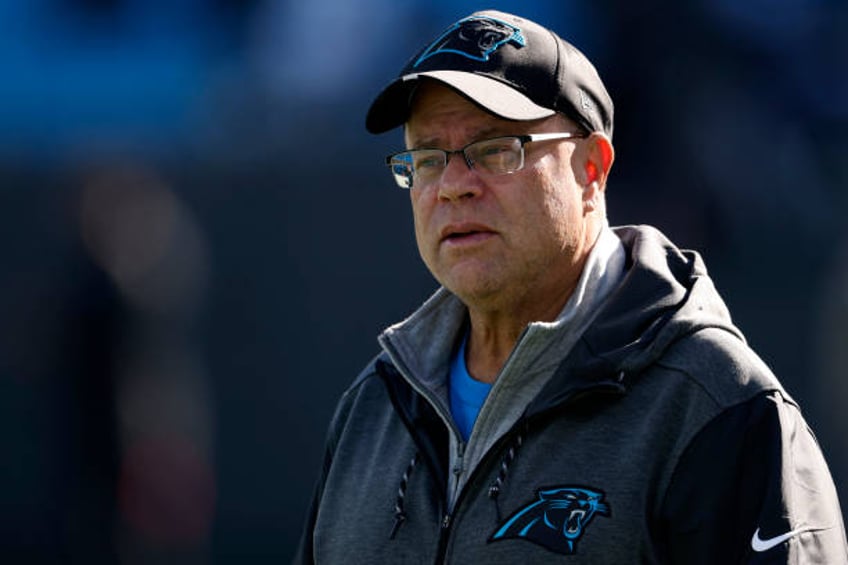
xmin=446 ymin=230 xmax=481 ymax=240
xmin=440 ymin=223 xmax=495 ymax=244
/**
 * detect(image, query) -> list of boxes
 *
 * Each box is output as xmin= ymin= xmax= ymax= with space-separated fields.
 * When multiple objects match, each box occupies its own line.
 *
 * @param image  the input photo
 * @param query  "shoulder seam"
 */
xmin=653 ymin=358 xmax=724 ymax=408
xmin=654 ymin=327 xmax=781 ymax=409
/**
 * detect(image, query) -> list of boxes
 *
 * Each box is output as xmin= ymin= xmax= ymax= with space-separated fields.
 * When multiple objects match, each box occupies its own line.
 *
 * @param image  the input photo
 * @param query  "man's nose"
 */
xmin=436 ymin=151 xmax=482 ymax=202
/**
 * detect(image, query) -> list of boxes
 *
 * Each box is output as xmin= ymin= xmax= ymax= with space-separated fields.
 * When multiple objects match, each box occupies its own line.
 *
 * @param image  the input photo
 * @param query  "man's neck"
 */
xmin=461 ymin=222 xmax=606 ymax=383
xmin=464 ymin=276 xmax=578 ymax=383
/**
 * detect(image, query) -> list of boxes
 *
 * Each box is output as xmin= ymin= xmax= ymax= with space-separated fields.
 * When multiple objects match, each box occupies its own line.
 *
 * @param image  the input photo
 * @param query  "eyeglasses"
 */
xmin=385 ymin=132 xmax=586 ymax=189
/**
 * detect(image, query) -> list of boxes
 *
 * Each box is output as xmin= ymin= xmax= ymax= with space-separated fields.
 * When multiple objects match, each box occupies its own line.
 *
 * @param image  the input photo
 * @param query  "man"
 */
xmin=295 ymin=10 xmax=847 ymax=563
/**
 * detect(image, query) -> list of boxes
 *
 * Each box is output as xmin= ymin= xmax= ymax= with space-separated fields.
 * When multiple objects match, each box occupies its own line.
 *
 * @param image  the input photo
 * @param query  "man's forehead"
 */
xmin=405 ymin=85 xmax=569 ymax=148
xmin=408 ymin=83 xmax=519 ymax=141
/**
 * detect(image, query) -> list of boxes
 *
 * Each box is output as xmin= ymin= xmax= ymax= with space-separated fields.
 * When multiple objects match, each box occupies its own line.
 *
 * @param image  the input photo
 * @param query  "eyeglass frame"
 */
xmin=384 ymin=132 xmax=587 ymax=189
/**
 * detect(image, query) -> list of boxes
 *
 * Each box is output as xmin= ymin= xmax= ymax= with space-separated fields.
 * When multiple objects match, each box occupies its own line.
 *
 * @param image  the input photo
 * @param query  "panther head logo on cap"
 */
xmin=414 ymin=15 xmax=526 ymax=68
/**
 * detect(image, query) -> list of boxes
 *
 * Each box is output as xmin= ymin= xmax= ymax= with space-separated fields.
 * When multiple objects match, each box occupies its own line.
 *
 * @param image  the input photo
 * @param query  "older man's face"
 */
xmin=405 ymin=82 xmax=596 ymax=312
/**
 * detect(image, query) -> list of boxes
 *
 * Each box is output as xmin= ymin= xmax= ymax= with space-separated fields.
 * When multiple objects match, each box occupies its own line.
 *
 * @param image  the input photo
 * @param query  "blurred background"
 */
xmin=0 ymin=0 xmax=845 ymax=563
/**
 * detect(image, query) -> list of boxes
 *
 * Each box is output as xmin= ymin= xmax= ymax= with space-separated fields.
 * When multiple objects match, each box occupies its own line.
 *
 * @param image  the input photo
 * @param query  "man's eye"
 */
xmin=415 ymin=155 xmax=443 ymax=170
xmin=476 ymin=141 xmax=516 ymax=160
xmin=481 ymin=143 xmax=512 ymax=155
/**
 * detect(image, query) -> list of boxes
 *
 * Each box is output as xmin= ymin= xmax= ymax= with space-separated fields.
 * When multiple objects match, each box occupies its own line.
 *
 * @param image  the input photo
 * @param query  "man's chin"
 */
xmin=440 ymin=269 xmax=506 ymax=306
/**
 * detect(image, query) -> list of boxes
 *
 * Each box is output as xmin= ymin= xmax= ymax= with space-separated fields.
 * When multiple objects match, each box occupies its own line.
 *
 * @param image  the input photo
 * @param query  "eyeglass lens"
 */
xmin=389 ymin=136 xmax=526 ymax=189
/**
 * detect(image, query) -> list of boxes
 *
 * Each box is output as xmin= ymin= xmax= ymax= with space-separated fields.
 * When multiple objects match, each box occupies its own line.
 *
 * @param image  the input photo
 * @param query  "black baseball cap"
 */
xmin=365 ymin=10 xmax=614 ymax=139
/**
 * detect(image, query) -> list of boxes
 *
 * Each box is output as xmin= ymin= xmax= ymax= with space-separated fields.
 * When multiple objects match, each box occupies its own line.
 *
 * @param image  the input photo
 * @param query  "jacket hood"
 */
xmin=529 ymin=225 xmax=744 ymax=414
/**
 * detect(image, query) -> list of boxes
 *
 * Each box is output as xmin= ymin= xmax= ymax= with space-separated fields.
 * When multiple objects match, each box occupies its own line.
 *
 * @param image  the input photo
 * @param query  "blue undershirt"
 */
xmin=449 ymin=332 xmax=493 ymax=441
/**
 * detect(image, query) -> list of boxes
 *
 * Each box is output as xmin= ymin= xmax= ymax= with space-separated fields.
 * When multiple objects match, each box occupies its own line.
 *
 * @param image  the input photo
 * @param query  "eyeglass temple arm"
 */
xmin=524 ymin=132 xmax=586 ymax=142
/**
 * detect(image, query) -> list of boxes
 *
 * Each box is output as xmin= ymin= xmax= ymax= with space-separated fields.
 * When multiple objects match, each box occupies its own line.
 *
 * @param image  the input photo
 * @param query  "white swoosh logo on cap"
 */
xmin=751 ymin=527 xmax=816 ymax=552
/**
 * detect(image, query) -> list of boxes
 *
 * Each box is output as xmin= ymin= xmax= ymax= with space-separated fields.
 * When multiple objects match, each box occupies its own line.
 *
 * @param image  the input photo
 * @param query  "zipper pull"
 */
xmin=452 ymin=441 xmax=465 ymax=477
xmin=442 ymin=514 xmax=452 ymax=529
xmin=452 ymin=456 xmax=463 ymax=477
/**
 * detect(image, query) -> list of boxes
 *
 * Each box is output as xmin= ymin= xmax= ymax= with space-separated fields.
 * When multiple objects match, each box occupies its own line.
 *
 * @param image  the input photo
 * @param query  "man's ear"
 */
xmin=580 ymin=134 xmax=614 ymax=215
xmin=584 ymin=133 xmax=614 ymax=188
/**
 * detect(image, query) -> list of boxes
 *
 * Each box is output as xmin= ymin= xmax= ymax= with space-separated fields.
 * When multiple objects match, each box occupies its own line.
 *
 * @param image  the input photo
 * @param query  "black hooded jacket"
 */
xmin=295 ymin=226 xmax=847 ymax=564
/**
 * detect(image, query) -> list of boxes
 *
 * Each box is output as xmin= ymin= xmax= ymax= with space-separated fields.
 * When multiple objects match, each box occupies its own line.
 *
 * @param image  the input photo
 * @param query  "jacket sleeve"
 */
xmin=291 ymin=442 xmax=333 ymax=565
xmin=659 ymin=390 xmax=848 ymax=564
xmin=291 ymin=365 xmax=374 ymax=564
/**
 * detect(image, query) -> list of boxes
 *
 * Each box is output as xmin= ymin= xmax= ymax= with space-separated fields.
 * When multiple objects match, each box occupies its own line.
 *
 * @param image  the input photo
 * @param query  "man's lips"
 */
xmin=439 ymin=223 xmax=497 ymax=245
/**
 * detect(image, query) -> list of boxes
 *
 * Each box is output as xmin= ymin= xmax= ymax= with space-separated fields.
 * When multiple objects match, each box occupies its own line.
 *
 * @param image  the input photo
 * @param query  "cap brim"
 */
xmin=365 ymin=70 xmax=555 ymax=134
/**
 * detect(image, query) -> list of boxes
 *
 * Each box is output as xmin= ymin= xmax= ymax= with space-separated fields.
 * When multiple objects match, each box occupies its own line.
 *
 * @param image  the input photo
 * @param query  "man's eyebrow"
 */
xmin=408 ymin=126 xmax=510 ymax=150
xmin=407 ymin=136 xmax=440 ymax=149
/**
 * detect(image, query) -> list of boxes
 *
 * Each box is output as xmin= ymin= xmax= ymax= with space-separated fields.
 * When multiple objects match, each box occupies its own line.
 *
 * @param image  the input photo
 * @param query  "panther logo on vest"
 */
xmin=489 ymin=486 xmax=610 ymax=555
xmin=414 ymin=15 xmax=525 ymax=68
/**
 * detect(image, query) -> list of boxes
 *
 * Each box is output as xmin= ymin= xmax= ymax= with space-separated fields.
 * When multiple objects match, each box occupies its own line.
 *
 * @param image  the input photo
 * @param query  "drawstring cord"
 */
xmin=391 ymin=430 xmax=528 ymax=537
xmin=487 ymin=433 xmax=524 ymax=522
xmin=390 ymin=453 xmax=419 ymax=540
